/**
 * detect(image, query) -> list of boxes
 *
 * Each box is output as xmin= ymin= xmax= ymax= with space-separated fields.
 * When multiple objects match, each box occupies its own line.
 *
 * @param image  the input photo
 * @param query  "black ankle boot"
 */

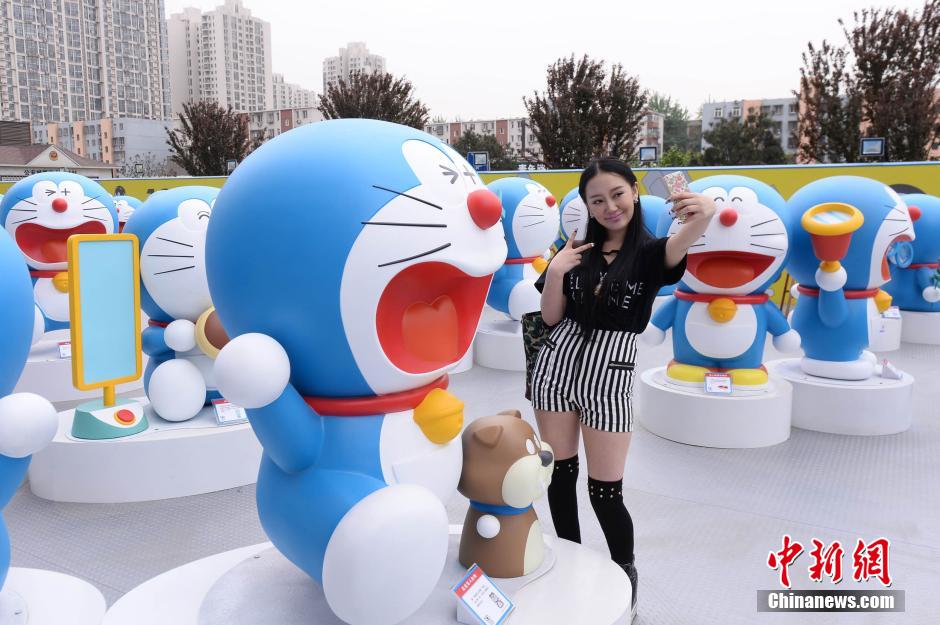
xmin=619 ymin=561 xmax=638 ymax=620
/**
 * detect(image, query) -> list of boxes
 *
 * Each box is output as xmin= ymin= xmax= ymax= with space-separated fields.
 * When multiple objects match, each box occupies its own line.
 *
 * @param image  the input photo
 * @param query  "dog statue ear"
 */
xmin=497 ymin=409 xmax=522 ymax=419
xmin=473 ymin=424 xmax=503 ymax=448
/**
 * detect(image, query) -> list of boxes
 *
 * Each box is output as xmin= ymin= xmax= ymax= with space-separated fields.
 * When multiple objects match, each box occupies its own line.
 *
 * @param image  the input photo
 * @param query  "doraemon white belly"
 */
xmin=33 ymin=278 xmax=69 ymax=322
xmin=379 ymin=409 xmax=461 ymax=504
xmin=684 ymin=302 xmax=758 ymax=359
xmin=173 ymin=348 xmax=217 ymax=390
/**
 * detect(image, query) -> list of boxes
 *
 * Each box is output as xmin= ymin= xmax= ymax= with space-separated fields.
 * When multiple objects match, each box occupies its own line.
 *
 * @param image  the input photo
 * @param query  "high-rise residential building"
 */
xmin=322 ymin=42 xmax=386 ymax=91
xmin=0 ymin=0 xmax=172 ymax=124
xmin=272 ymin=74 xmax=316 ymax=110
xmin=168 ymin=0 xmax=273 ymax=116
xmin=638 ymin=110 xmax=665 ymax=158
xmin=701 ymin=97 xmax=800 ymax=155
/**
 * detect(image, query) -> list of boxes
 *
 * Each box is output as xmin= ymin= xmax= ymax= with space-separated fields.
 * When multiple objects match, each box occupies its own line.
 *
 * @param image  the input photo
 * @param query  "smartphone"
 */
xmin=662 ymin=171 xmax=691 ymax=222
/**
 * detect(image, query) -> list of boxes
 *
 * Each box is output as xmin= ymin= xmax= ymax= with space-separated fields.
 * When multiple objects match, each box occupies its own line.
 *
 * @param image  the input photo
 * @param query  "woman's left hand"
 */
xmin=668 ymin=192 xmax=716 ymax=226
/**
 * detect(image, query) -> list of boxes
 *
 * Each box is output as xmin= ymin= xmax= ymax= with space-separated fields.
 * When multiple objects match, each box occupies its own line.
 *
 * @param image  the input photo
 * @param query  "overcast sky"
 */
xmin=163 ymin=0 xmax=929 ymax=121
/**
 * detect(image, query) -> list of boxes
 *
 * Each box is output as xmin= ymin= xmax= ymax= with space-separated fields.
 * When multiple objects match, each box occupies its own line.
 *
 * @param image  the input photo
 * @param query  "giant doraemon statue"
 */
xmin=206 ymin=119 xmax=507 ymax=625
xmin=0 ymin=229 xmax=58 ymax=591
xmin=884 ymin=194 xmax=940 ymax=312
xmin=0 ymin=173 xmax=118 ymax=335
xmin=553 ymin=186 xmax=588 ymax=250
xmin=643 ymin=176 xmax=800 ymax=387
xmin=486 ymin=177 xmax=558 ymax=320
xmin=114 ymin=194 xmax=143 ymax=232
xmin=124 ymin=187 xmax=221 ymax=422
xmin=787 ymin=176 xmax=915 ymax=380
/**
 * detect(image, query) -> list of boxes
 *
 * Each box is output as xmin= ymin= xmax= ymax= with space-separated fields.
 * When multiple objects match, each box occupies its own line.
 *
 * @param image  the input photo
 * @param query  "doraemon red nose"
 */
xmin=51 ymin=197 xmax=68 ymax=213
xmin=467 ymin=189 xmax=502 ymax=230
xmin=908 ymin=205 xmax=921 ymax=222
xmin=719 ymin=208 xmax=738 ymax=227
xmin=546 ymin=195 xmax=556 ymax=207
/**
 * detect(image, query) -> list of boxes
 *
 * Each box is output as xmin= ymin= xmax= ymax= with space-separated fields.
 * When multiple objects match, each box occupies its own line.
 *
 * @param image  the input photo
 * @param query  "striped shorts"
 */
xmin=530 ymin=318 xmax=638 ymax=433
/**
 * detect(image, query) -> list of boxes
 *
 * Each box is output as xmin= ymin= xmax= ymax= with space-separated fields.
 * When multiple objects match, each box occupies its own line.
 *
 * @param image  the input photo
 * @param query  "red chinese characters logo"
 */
xmin=852 ymin=538 xmax=892 ymax=587
xmin=768 ymin=536 xmax=892 ymax=588
xmin=767 ymin=534 xmax=804 ymax=588
xmin=808 ymin=539 xmax=844 ymax=583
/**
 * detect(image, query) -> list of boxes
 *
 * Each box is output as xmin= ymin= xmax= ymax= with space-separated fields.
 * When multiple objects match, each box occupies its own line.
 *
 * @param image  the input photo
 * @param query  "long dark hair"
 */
xmin=571 ymin=158 xmax=647 ymax=337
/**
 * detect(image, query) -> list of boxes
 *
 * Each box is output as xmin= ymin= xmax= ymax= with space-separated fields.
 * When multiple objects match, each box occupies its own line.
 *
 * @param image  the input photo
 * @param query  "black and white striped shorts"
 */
xmin=530 ymin=318 xmax=638 ymax=433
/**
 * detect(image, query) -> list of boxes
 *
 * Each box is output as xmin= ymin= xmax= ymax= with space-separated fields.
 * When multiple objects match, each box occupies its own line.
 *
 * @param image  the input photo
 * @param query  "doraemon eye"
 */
xmin=31 ymin=180 xmax=57 ymax=199
xmin=702 ymin=187 xmax=730 ymax=208
xmin=178 ymin=199 xmax=212 ymax=231
xmin=59 ymin=181 xmax=83 ymax=198
xmin=525 ymin=439 xmax=536 ymax=455
xmin=727 ymin=187 xmax=759 ymax=213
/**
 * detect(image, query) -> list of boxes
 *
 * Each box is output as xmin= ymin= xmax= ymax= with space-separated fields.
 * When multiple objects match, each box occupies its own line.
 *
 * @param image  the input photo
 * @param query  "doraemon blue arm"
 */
xmin=643 ymin=176 xmax=800 ymax=387
xmin=642 ymin=194 xmax=677 ymax=297
xmin=486 ymin=177 xmax=559 ymax=320
xmin=553 ymin=186 xmax=588 ymax=251
xmin=207 ymin=120 xmax=507 ymax=625
xmin=0 ymin=173 xmax=117 ymax=336
xmin=884 ymin=194 xmax=940 ymax=311
xmin=787 ymin=177 xmax=915 ymax=380
xmin=0 ymin=229 xmax=58 ymax=591
xmin=124 ymin=186 xmax=221 ymax=423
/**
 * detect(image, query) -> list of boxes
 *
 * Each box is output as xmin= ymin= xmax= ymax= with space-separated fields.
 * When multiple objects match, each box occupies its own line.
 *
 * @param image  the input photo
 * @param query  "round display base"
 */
xmin=104 ymin=528 xmax=632 ymax=625
xmin=900 ymin=311 xmax=940 ymax=345
xmin=474 ymin=319 xmax=525 ymax=371
xmin=0 ymin=568 xmax=105 ymax=625
xmin=870 ymin=315 xmax=902 ymax=352
xmin=13 ymin=337 xmax=144 ymax=405
xmin=637 ymin=367 xmax=792 ymax=448
xmin=28 ymin=398 xmax=262 ymax=503
xmin=766 ymin=359 xmax=913 ymax=435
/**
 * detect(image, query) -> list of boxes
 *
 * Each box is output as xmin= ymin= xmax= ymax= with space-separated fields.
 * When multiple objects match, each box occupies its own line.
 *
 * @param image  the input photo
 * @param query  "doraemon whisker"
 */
xmin=372 ymin=185 xmax=442 ymax=210
xmin=156 ymin=236 xmax=194 ymax=248
xmin=884 ymin=218 xmax=909 ymax=222
xmin=18 ymin=199 xmax=37 ymax=206
xmin=888 ymin=229 xmax=911 ymax=237
xmin=81 ymin=196 xmax=101 ymax=204
xmin=751 ymin=218 xmax=780 ymax=228
xmin=83 ymin=215 xmax=109 ymax=222
xmin=147 ymin=254 xmax=195 ymax=258
xmin=522 ymin=220 xmax=546 ymax=228
xmin=751 ymin=232 xmax=787 ymax=237
xmin=8 ymin=208 xmax=37 ymax=212
xmin=689 ymin=242 xmax=707 ymax=248
xmin=83 ymin=206 xmax=108 ymax=211
xmin=11 ymin=216 xmax=38 ymax=224
xmin=361 ymin=221 xmax=447 ymax=228
xmin=520 ymin=204 xmax=545 ymax=211
xmin=154 ymin=265 xmax=196 ymax=275
xmin=750 ymin=243 xmax=785 ymax=252
xmin=377 ymin=243 xmax=451 ymax=268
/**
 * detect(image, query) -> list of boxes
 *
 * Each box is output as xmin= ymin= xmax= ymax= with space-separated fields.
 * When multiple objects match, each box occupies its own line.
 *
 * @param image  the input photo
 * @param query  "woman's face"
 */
xmin=585 ymin=171 xmax=637 ymax=235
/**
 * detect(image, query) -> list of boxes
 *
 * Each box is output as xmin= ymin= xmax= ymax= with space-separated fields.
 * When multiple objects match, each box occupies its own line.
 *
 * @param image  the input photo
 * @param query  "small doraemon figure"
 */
xmin=554 ymin=186 xmax=588 ymax=250
xmin=486 ymin=177 xmax=559 ymax=320
xmin=643 ymin=176 xmax=800 ymax=387
xmin=0 ymin=173 xmax=118 ymax=335
xmin=884 ymin=193 xmax=940 ymax=312
xmin=124 ymin=187 xmax=220 ymax=422
xmin=114 ymin=194 xmax=143 ymax=232
xmin=206 ymin=119 xmax=507 ymax=625
xmin=787 ymin=176 xmax=915 ymax=380
xmin=0 ymin=229 xmax=58 ymax=591
xmin=641 ymin=194 xmax=678 ymax=297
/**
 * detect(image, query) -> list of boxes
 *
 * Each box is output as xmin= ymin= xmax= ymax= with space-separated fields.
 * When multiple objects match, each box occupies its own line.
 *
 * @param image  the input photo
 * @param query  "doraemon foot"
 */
xmin=665 ymin=361 xmax=710 ymax=385
xmin=322 ymin=484 xmax=448 ymax=625
xmin=800 ymin=357 xmax=875 ymax=381
xmin=726 ymin=367 xmax=769 ymax=387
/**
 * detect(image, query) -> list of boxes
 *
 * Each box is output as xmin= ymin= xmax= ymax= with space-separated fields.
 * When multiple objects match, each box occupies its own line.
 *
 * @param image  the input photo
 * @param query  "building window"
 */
xmin=789 ymin=102 xmax=799 ymax=114
xmin=731 ymin=107 xmax=740 ymax=117
xmin=713 ymin=109 xmax=723 ymax=118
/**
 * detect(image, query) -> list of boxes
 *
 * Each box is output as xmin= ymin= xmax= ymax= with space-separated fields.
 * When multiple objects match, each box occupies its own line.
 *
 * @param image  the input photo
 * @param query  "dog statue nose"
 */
xmin=51 ymin=197 xmax=69 ymax=213
xmin=539 ymin=450 xmax=553 ymax=467
xmin=467 ymin=189 xmax=502 ymax=230
xmin=719 ymin=207 xmax=738 ymax=227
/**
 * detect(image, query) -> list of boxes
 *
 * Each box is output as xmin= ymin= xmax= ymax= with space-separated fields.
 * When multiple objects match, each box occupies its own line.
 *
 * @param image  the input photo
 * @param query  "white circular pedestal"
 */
xmin=14 ymin=337 xmax=146 ymax=405
xmin=474 ymin=319 xmax=525 ymax=371
xmin=900 ymin=311 xmax=940 ymax=345
xmin=104 ymin=527 xmax=631 ymax=625
xmin=28 ymin=398 xmax=262 ymax=503
xmin=766 ymin=359 xmax=914 ymax=435
xmin=0 ymin=568 xmax=105 ymax=625
xmin=637 ymin=367 xmax=792 ymax=448
xmin=870 ymin=315 xmax=902 ymax=352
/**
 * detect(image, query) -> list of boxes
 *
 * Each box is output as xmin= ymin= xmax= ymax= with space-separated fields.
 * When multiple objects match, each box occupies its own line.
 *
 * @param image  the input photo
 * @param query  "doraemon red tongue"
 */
xmin=16 ymin=221 xmax=106 ymax=264
xmin=685 ymin=251 xmax=775 ymax=289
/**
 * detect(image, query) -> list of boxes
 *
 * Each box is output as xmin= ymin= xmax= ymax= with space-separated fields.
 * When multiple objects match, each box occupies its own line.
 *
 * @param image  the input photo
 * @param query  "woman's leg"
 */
xmin=582 ymin=425 xmax=634 ymax=565
xmin=534 ymin=409 xmax=581 ymax=543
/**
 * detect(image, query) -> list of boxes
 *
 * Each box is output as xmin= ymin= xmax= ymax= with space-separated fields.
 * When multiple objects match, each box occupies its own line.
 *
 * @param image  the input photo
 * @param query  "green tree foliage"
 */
xmin=524 ymin=54 xmax=647 ymax=168
xmin=451 ymin=130 xmax=519 ymax=171
xmin=318 ymin=71 xmax=429 ymax=129
xmin=702 ymin=112 xmax=787 ymax=165
xmin=659 ymin=146 xmax=694 ymax=167
xmin=165 ymin=101 xmax=250 ymax=176
xmin=797 ymin=0 xmax=940 ymax=162
xmin=648 ymin=92 xmax=695 ymax=151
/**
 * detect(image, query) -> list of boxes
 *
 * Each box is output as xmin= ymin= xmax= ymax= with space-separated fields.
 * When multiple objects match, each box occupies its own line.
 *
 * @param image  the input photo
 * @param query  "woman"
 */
xmin=532 ymin=158 xmax=715 ymax=619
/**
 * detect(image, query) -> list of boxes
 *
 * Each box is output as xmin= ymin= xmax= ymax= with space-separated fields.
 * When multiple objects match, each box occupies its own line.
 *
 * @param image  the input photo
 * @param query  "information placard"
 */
xmin=453 ymin=564 xmax=514 ymax=625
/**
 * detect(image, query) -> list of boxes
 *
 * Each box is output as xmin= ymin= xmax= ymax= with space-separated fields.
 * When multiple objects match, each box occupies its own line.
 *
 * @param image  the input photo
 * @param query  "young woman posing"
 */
xmin=532 ymin=158 xmax=715 ymax=619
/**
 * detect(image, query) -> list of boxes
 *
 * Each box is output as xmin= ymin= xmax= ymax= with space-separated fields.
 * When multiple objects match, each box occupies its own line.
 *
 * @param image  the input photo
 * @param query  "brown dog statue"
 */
xmin=458 ymin=410 xmax=554 ymax=578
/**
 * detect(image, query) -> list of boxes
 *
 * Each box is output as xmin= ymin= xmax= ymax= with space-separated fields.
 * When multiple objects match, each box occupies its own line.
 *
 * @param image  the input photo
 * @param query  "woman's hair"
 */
xmin=570 ymin=157 xmax=648 ymax=337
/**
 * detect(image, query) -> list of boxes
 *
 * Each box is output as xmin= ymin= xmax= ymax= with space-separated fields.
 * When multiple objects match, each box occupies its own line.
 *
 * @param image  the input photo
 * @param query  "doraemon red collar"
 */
xmin=796 ymin=285 xmax=879 ymax=299
xmin=908 ymin=262 xmax=940 ymax=269
xmin=504 ymin=256 xmax=541 ymax=265
xmin=674 ymin=289 xmax=769 ymax=304
xmin=29 ymin=270 xmax=62 ymax=278
xmin=304 ymin=375 xmax=449 ymax=416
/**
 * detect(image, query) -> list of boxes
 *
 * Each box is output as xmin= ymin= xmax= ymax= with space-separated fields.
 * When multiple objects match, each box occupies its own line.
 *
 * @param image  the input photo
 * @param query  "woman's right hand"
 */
xmin=549 ymin=230 xmax=594 ymax=278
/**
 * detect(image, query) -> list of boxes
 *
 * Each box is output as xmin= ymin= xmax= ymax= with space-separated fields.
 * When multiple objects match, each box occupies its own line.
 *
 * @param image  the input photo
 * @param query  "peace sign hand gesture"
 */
xmin=549 ymin=230 xmax=594 ymax=278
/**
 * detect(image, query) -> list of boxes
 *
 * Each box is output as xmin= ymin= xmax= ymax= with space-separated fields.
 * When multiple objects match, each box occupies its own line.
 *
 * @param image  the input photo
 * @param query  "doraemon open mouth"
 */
xmin=15 ymin=222 xmax=107 ymax=264
xmin=881 ymin=235 xmax=912 ymax=280
xmin=686 ymin=251 xmax=775 ymax=289
xmin=376 ymin=262 xmax=491 ymax=374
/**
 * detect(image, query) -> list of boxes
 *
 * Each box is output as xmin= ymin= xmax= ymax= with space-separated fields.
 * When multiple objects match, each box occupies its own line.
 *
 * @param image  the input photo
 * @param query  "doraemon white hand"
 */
xmin=0 ymin=393 xmax=58 ymax=458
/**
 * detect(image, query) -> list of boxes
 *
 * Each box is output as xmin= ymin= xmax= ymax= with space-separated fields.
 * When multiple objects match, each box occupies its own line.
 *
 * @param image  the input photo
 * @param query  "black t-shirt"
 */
xmin=534 ymin=234 xmax=686 ymax=333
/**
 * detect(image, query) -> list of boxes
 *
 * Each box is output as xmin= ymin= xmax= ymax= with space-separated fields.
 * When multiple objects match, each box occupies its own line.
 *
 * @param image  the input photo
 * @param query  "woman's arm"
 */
xmin=540 ymin=270 xmax=567 ymax=327
xmin=664 ymin=192 xmax=716 ymax=268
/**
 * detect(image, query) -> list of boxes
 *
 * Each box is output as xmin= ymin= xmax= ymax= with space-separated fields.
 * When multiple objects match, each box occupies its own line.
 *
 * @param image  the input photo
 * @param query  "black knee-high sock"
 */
xmin=547 ymin=456 xmax=581 ymax=543
xmin=588 ymin=477 xmax=634 ymax=566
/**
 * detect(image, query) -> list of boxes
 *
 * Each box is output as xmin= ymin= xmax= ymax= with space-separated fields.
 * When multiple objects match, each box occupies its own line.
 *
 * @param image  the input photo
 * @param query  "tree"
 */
xmin=451 ymin=130 xmax=519 ymax=171
xmin=318 ymin=71 xmax=429 ymax=129
xmin=648 ymin=92 xmax=694 ymax=151
xmin=796 ymin=1 xmax=940 ymax=162
xmin=165 ymin=101 xmax=250 ymax=176
xmin=523 ymin=54 xmax=647 ymax=168
xmin=659 ymin=146 xmax=694 ymax=167
xmin=702 ymin=112 xmax=787 ymax=165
